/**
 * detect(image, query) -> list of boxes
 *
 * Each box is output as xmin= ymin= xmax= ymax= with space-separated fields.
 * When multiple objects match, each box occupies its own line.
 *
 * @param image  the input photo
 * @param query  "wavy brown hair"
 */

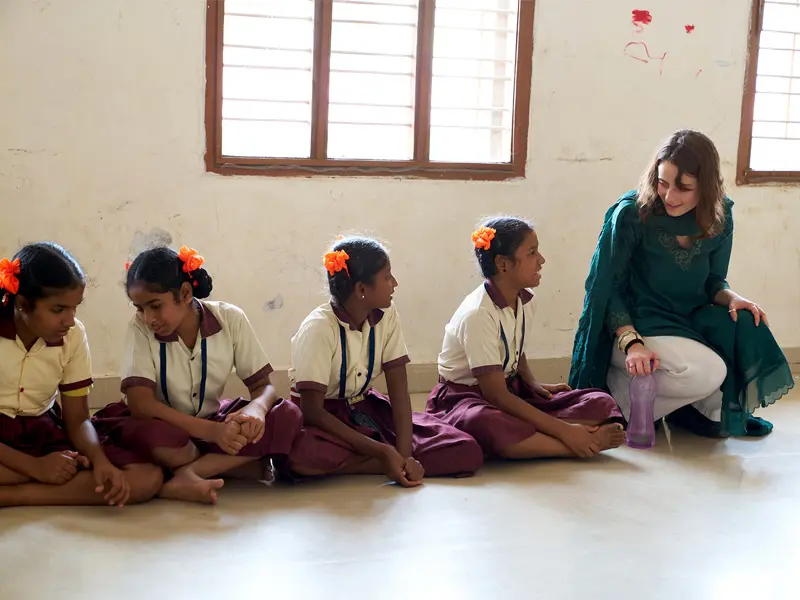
xmin=637 ymin=130 xmax=726 ymax=239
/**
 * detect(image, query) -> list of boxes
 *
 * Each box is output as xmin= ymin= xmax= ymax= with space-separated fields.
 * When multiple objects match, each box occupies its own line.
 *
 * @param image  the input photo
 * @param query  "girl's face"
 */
xmin=508 ymin=230 xmax=545 ymax=289
xmin=360 ymin=262 xmax=398 ymax=310
xmin=657 ymin=161 xmax=700 ymax=217
xmin=128 ymin=282 xmax=193 ymax=337
xmin=17 ymin=286 xmax=85 ymax=344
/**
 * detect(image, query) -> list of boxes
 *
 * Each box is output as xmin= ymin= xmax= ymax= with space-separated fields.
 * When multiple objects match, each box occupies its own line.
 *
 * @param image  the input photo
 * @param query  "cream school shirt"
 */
xmin=121 ymin=300 xmax=273 ymax=419
xmin=289 ymin=302 xmax=410 ymax=402
xmin=0 ymin=311 xmax=93 ymax=418
xmin=438 ymin=281 xmax=536 ymax=386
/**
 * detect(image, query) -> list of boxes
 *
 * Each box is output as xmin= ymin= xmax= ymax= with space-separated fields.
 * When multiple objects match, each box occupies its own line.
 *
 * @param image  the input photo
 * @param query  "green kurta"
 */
xmin=569 ymin=191 xmax=794 ymax=436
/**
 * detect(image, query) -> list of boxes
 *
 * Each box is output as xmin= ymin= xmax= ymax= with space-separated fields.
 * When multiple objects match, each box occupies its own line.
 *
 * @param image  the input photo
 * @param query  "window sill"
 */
xmin=206 ymin=157 xmax=526 ymax=181
xmin=736 ymin=169 xmax=800 ymax=186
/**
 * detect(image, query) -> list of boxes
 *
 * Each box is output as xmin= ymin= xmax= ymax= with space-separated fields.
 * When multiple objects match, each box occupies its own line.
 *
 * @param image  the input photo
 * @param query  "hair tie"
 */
xmin=472 ymin=226 xmax=496 ymax=251
xmin=0 ymin=258 xmax=21 ymax=306
xmin=124 ymin=261 xmax=132 ymax=272
xmin=323 ymin=250 xmax=350 ymax=277
xmin=177 ymin=246 xmax=205 ymax=276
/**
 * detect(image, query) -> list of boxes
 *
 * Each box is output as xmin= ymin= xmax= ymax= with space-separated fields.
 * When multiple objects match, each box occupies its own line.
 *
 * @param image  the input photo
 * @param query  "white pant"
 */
xmin=607 ymin=336 xmax=726 ymax=422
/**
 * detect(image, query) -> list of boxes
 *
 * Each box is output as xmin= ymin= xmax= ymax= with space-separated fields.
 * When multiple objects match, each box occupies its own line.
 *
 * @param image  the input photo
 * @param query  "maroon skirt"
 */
xmin=426 ymin=375 xmax=623 ymax=458
xmin=0 ymin=405 xmax=146 ymax=467
xmin=92 ymin=398 xmax=303 ymax=462
xmin=284 ymin=389 xmax=483 ymax=479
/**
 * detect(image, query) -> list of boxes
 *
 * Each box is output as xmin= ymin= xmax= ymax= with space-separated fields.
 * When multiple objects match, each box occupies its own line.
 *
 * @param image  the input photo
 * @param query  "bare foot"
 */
xmin=159 ymin=467 xmax=224 ymax=504
xmin=592 ymin=423 xmax=626 ymax=451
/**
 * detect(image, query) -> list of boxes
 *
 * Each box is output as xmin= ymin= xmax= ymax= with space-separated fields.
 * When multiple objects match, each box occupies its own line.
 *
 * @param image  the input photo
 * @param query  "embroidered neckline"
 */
xmin=657 ymin=230 xmax=702 ymax=270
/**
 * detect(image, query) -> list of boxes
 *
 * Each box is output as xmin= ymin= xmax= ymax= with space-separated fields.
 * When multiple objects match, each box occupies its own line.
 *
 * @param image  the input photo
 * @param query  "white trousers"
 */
xmin=607 ymin=336 xmax=727 ymax=422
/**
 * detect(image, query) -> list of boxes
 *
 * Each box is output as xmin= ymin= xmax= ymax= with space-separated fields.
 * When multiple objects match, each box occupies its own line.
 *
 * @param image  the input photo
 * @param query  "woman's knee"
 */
xmin=667 ymin=350 xmax=727 ymax=398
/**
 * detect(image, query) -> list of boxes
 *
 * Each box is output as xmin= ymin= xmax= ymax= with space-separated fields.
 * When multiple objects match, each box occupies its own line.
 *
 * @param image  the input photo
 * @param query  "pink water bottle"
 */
xmin=626 ymin=373 xmax=657 ymax=449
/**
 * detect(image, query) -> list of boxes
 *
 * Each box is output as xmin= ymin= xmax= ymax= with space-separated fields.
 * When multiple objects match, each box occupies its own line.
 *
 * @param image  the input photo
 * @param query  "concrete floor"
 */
xmin=2 ymin=386 xmax=799 ymax=600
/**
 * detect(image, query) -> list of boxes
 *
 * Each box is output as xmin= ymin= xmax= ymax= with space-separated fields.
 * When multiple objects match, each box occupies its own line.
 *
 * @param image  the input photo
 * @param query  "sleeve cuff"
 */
xmin=382 ymin=355 xmax=411 ymax=371
xmin=295 ymin=381 xmax=328 ymax=393
xmin=121 ymin=376 xmax=157 ymax=393
xmin=606 ymin=311 xmax=633 ymax=332
xmin=59 ymin=378 xmax=94 ymax=393
xmin=470 ymin=364 xmax=504 ymax=376
xmin=242 ymin=364 xmax=274 ymax=389
xmin=61 ymin=385 xmax=93 ymax=398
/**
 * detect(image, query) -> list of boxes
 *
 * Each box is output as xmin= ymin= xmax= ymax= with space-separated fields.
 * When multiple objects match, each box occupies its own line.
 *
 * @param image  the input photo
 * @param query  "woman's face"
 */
xmin=657 ymin=161 xmax=700 ymax=217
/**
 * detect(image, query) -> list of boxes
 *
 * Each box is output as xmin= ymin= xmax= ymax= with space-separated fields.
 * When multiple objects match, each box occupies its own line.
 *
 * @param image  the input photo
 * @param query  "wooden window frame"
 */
xmin=204 ymin=0 xmax=535 ymax=181
xmin=737 ymin=0 xmax=800 ymax=185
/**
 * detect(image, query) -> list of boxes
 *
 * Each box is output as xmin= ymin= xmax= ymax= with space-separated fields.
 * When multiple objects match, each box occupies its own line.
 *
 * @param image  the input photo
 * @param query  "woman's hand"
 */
xmin=728 ymin=296 xmax=768 ymax=327
xmin=625 ymin=344 xmax=660 ymax=376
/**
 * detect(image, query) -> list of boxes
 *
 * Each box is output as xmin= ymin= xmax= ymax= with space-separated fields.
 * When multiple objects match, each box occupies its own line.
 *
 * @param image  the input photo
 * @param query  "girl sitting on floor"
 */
xmin=427 ymin=219 xmax=625 ymax=460
xmin=93 ymin=246 xmax=302 ymax=504
xmin=0 ymin=242 xmax=162 ymax=507
xmin=284 ymin=236 xmax=484 ymax=486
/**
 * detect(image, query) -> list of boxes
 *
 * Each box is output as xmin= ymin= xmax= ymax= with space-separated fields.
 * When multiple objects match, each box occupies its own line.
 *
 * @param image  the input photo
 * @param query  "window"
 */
xmin=737 ymin=0 xmax=800 ymax=184
xmin=204 ymin=0 xmax=535 ymax=180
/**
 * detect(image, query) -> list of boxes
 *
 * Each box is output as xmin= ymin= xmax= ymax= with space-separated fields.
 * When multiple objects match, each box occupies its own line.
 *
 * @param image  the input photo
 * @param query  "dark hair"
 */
xmin=327 ymin=236 xmax=389 ymax=303
xmin=637 ymin=129 xmax=725 ymax=239
xmin=126 ymin=247 xmax=213 ymax=300
xmin=1 ymin=242 xmax=85 ymax=313
xmin=474 ymin=217 xmax=535 ymax=278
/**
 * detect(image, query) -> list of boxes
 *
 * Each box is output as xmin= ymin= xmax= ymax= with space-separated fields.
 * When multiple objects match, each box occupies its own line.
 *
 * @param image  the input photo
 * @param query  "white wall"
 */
xmin=1 ymin=0 xmax=798 ymax=378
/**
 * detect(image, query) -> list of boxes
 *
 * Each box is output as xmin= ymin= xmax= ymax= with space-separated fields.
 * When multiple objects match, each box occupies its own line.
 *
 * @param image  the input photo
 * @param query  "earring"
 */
xmin=361 ymin=295 xmax=365 ymax=299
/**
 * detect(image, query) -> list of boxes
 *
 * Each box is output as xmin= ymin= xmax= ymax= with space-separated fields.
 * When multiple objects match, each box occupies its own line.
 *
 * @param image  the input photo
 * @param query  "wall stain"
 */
xmin=264 ymin=294 xmax=284 ymax=311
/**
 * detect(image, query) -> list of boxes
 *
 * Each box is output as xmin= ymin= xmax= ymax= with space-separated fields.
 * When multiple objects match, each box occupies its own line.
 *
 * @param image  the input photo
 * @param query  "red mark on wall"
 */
xmin=624 ymin=41 xmax=668 ymax=75
xmin=632 ymin=10 xmax=652 ymax=32
xmin=685 ymin=24 xmax=695 ymax=34
xmin=695 ymin=69 xmax=703 ymax=78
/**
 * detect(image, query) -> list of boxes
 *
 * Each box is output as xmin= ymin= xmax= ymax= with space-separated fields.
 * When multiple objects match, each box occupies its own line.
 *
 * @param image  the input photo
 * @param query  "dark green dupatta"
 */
xmin=569 ymin=193 xmax=794 ymax=436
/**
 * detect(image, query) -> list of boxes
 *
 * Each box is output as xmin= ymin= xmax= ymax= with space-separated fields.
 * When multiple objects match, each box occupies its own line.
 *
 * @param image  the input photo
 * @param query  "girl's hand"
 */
xmin=213 ymin=421 xmax=248 ymax=455
xmin=380 ymin=447 xmax=420 ymax=488
xmin=402 ymin=457 xmax=425 ymax=483
xmin=559 ymin=424 xmax=601 ymax=459
xmin=225 ymin=405 xmax=267 ymax=444
xmin=531 ymin=382 xmax=572 ymax=398
xmin=92 ymin=459 xmax=131 ymax=507
xmin=728 ymin=296 xmax=768 ymax=327
xmin=625 ymin=344 xmax=660 ymax=376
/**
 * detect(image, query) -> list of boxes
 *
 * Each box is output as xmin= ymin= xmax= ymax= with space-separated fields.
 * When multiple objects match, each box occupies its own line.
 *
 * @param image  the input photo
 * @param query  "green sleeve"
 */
xmin=604 ymin=204 xmax=640 ymax=333
xmin=705 ymin=200 xmax=734 ymax=301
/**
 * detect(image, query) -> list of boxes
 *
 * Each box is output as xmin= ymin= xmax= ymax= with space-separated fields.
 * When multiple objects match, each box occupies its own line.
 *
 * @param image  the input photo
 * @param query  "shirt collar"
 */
xmin=331 ymin=301 xmax=384 ymax=331
xmin=483 ymin=279 xmax=534 ymax=310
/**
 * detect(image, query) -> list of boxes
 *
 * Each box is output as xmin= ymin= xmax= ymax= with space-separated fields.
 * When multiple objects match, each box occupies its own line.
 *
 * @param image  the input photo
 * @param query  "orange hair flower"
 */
xmin=177 ymin=246 xmax=205 ymax=274
xmin=124 ymin=261 xmax=132 ymax=272
xmin=472 ymin=226 xmax=496 ymax=251
xmin=0 ymin=258 xmax=21 ymax=296
xmin=323 ymin=250 xmax=350 ymax=277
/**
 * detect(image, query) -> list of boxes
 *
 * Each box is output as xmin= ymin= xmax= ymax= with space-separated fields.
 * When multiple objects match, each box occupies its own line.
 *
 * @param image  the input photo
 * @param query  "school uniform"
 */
xmin=0 ymin=310 xmax=142 ymax=466
xmin=93 ymin=300 xmax=301 ymax=460
xmin=285 ymin=301 xmax=483 ymax=478
xmin=427 ymin=281 xmax=622 ymax=457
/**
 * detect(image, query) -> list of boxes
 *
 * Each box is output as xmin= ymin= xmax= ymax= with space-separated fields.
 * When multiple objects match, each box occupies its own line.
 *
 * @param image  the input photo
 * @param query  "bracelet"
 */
xmin=624 ymin=338 xmax=644 ymax=354
xmin=616 ymin=329 xmax=643 ymax=353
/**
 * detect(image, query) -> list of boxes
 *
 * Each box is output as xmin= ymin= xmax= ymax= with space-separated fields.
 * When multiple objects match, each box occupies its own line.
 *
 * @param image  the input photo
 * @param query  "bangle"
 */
xmin=624 ymin=338 xmax=644 ymax=354
xmin=616 ymin=329 xmax=642 ymax=353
